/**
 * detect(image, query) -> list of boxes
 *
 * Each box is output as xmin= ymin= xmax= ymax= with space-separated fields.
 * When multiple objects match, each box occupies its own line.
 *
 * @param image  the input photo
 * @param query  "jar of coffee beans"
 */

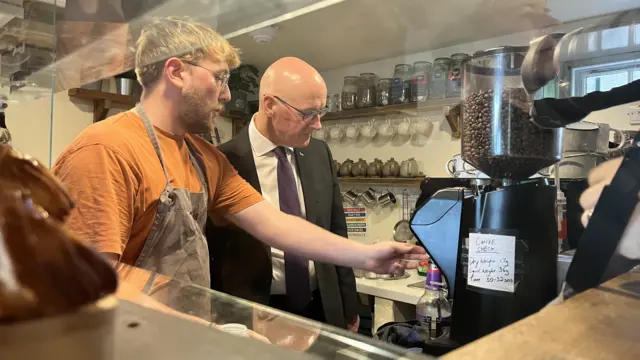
xmin=341 ymin=76 xmax=358 ymax=110
xmin=461 ymin=46 xmax=562 ymax=180
xmin=377 ymin=78 xmax=392 ymax=106
xmin=356 ymin=73 xmax=378 ymax=108
xmin=390 ymin=64 xmax=412 ymax=104
xmin=411 ymin=61 xmax=433 ymax=102
xmin=446 ymin=53 xmax=471 ymax=98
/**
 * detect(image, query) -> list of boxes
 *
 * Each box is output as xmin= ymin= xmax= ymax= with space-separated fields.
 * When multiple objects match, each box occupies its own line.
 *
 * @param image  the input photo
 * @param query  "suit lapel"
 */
xmin=234 ymin=128 xmax=262 ymax=193
xmin=294 ymin=148 xmax=317 ymax=225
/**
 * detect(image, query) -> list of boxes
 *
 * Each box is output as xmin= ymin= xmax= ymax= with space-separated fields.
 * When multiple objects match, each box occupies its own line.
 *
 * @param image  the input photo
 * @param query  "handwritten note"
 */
xmin=467 ymin=232 xmax=515 ymax=293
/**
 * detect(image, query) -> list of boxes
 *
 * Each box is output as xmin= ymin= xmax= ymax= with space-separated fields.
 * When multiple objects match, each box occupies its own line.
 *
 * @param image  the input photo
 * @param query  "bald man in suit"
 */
xmin=208 ymin=57 xmax=360 ymax=332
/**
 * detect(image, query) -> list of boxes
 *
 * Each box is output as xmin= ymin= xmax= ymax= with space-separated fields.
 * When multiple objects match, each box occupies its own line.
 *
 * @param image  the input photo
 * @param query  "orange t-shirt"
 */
xmin=52 ymin=111 xmax=263 ymax=265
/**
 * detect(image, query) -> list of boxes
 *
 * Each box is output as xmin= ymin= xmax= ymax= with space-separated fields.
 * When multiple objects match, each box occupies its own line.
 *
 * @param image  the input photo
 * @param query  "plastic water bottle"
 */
xmin=416 ymin=262 xmax=452 ymax=340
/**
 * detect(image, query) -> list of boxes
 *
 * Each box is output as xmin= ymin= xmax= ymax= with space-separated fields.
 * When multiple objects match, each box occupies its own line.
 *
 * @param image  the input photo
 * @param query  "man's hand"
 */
xmin=362 ymin=242 xmax=428 ymax=274
xmin=579 ymin=158 xmax=622 ymax=227
xmin=347 ymin=315 xmax=360 ymax=333
xmin=579 ymin=157 xmax=640 ymax=259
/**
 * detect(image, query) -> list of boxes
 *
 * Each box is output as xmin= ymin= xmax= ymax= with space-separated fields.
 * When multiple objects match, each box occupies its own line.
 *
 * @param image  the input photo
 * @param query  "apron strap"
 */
xmin=185 ymin=139 xmax=209 ymax=203
xmin=135 ymin=103 xmax=171 ymax=187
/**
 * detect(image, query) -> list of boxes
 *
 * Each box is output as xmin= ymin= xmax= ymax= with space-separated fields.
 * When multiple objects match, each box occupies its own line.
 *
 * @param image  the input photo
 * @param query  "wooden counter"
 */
xmin=444 ymin=269 xmax=640 ymax=360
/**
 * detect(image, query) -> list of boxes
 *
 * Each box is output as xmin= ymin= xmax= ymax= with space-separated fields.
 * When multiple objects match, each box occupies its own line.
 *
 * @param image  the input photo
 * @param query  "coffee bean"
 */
xmin=461 ymin=87 xmax=560 ymax=179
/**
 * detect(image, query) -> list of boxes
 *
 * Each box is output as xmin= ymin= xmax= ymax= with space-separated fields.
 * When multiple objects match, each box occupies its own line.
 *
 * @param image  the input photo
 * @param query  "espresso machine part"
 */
xmin=461 ymin=46 xmax=563 ymax=180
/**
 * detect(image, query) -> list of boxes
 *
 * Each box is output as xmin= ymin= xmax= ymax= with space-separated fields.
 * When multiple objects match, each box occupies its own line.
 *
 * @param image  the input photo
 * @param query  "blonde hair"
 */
xmin=135 ymin=16 xmax=241 ymax=88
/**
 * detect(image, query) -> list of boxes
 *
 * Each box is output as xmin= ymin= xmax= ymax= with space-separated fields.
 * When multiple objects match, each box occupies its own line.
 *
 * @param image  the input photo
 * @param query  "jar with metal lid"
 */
xmin=377 ymin=78 xmax=392 ymax=106
xmin=446 ymin=53 xmax=471 ymax=98
xmin=429 ymin=58 xmax=452 ymax=99
xmin=390 ymin=64 xmax=412 ymax=104
xmin=356 ymin=73 xmax=378 ymax=108
xmin=341 ymin=76 xmax=358 ymax=110
xmin=411 ymin=61 xmax=433 ymax=102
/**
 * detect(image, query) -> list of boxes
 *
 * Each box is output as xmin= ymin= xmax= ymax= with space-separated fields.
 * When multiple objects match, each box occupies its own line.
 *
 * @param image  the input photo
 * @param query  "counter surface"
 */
xmin=355 ymin=269 xmax=425 ymax=304
xmin=444 ymin=268 xmax=640 ymax=360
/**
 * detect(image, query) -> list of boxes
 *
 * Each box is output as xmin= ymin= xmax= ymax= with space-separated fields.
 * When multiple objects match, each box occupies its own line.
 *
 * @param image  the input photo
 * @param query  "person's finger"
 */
xmin=579 ymin=181 xmax=606 ymax=210
xmin=588 ymin=158 xmax=622 ymax=185
xmin=581 ymin=209 xmax=592 ymax=228
xmin=402 ymin=260 xmax=419 ymax=269
xmin=391 ymin=243 xmax=426 ymax=254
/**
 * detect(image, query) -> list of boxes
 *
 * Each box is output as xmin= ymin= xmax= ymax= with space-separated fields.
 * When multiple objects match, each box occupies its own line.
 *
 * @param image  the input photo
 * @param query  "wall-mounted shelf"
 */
xmin=69 ymin=88 xmax=251 ymax=124
xmin=323 ymin=98 xmax=459 ymax=121
xmin=68 ymin=88 xmax=136 ymax=123
xmin=323 ymin=98 xmax=461 ymax=138
xmin=338 ymin=177 xmax=424 ymax=187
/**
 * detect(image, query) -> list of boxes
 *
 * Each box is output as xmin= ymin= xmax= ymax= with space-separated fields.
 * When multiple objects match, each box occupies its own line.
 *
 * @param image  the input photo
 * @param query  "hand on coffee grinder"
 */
xmin=579 ymin=158 xmax=640 ymax=260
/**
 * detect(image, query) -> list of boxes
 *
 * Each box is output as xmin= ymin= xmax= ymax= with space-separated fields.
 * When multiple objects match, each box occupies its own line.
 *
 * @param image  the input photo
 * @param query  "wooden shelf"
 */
xmin=323 ymin=98 xmax=460 ymax=121
xmin=68 ymin=88 xmax=251 ymax=124
xmin=68 ymin=88 xmax=137 ymax=123
xmin=338 ymin=177 xmax=424 ymax=187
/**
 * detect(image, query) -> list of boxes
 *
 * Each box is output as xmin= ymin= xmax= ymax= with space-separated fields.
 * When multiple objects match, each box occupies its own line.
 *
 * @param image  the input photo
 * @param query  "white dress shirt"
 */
xmin=248 ymin=118 xmax=318 ymax=295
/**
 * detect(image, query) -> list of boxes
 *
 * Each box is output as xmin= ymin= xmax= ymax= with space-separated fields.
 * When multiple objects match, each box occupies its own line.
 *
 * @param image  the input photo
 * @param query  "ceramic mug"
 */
xmin=329 ymin=125 xmax=344 ymax=140
xmin=361 ymin=119 xmax=378 ymax=139
xmin=378 ymin=118 xmax=396 ymax=137
xmin=415 ymin=118 xmax=433 ymax=136
xmin=397 ymin=117 xmax=414 ymax=136
xmin=345 ymin=122 xmax=360 ymax=139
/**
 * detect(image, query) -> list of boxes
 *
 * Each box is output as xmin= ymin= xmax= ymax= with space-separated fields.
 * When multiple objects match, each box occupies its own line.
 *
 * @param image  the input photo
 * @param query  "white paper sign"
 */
xmin=468 ymin=232 xmax=516 ymax=293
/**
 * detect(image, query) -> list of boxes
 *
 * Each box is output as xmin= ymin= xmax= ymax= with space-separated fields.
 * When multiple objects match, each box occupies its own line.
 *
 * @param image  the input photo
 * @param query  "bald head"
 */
xmin=254 ymin=57 xmax=326 ymax=148
xmin=259 ymin=57 xmax=327 ymax=111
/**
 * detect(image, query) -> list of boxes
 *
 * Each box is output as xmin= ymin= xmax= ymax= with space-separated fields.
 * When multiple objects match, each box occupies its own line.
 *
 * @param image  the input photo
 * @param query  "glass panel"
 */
xmin=584 ymin=71 xmax=629 ymax=93
xmin=634 ymin=69 xmax=640 ymax=81
xmin=0 ymin=0 xmax=56 ymax=166
xmin=115 ymin=263 xmax=428 ymax=359
xmin=601 ymin=26 xmax=630 ymax=50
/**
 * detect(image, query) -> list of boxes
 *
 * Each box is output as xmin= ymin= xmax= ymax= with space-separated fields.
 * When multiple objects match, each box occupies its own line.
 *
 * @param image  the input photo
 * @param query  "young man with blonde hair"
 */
xmin=53 ymin=17 xmax=426 ymax=307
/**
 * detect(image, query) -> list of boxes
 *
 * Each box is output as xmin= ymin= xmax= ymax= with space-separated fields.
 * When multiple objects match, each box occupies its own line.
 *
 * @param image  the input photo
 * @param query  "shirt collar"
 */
xmin=249 ymin=115 xmax=294 ymax=157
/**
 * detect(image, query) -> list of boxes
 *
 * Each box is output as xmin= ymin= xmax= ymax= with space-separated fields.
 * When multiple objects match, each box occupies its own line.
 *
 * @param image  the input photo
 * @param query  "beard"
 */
xmin=178 ymin=88 xmax=218 ymax=135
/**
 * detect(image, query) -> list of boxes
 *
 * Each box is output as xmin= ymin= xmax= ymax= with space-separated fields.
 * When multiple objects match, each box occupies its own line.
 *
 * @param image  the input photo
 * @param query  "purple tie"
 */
xmin=273 ymin=146 xmax=311 ymax=311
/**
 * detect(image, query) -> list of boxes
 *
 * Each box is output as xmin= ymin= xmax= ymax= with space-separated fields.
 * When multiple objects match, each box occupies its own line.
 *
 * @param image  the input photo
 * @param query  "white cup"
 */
xmin=329 ymin=125 xmax=344 ymax=140
xmin=345 ymin=122 xmax=359 ymax=139
xmin=415 ymin=119 xmax=433 ymax=136
xmin=378 ymin=118 xmax=396 ymax=137
xmin=217 ymin=323 xmax=249 ymax=338
xmin=397 ymin=117 xmax=414 ymax=136
xmin=361 ymin=119 xmax=378 ymax=139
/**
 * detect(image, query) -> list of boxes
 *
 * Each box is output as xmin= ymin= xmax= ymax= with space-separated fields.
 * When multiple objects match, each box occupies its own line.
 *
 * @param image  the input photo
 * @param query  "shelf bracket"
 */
xmin=93 ymin=99 xmax=110 ymax=123
xmin=444 ymin=103 xmax=461 ymax=139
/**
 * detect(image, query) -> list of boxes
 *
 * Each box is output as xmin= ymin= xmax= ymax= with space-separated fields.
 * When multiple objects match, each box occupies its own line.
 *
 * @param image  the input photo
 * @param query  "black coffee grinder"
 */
xmin=410 ymin=46 xmax=562 ymax=345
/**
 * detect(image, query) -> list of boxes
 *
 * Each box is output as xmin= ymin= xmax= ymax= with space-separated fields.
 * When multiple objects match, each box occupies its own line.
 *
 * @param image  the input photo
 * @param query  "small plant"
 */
xmin=228 ymin=64 xmax=260 ymax=95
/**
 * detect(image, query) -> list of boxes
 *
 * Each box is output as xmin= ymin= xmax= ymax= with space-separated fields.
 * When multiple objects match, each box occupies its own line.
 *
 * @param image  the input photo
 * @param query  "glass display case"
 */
xmin=115 ymin=262 xmax=431 ymax=359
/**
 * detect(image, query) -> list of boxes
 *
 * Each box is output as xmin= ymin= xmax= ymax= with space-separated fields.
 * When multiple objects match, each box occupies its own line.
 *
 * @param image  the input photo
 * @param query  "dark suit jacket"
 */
xmin=206 ymin=127 xmax=359 ymax=328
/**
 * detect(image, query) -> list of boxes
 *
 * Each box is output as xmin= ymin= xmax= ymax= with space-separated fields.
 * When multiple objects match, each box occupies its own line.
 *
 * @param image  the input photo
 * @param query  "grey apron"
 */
xmin=133 ymin=103 xmax=211 ymax=290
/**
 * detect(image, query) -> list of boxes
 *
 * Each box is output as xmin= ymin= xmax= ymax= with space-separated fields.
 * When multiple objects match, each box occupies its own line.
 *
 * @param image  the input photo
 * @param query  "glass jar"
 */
xmin=356 ymin=73 xmax=378 ymax=108
xmin=327 ymin=93 xmax=340 ymax=113
xmin=429 ymin=58 xmax=452 ymax=99
xmin=411 ymin=61 xmax=433 ymax=102
xmin=341 ymin=76 xmax=358 ymax=110
xmin=390 ymin=64 xmax=412 ymax=104
xmin=461 ymin=46 xmax=562 ymax=180
xmin=446 ymin=53 xmax=471 ymax=98
xmin=377 ymin=78 xmax=392 ymax=106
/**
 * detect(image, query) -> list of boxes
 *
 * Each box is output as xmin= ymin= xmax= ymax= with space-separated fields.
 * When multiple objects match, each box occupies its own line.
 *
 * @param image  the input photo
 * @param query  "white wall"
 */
xmin=319 ymin=15 xmax=640 ymax=243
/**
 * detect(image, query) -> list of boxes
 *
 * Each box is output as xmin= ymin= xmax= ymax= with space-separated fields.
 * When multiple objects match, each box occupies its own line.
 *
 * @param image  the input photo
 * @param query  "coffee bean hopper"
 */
xmin=410 ymin=46 xmax=562 ymax=347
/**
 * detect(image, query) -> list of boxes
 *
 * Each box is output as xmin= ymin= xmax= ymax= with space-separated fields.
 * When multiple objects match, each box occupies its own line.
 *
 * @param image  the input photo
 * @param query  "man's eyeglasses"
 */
xmin=273 ymin=95 xmax=329 ymax=122
xmin=183 ymin=61 xmax=230 ymax=87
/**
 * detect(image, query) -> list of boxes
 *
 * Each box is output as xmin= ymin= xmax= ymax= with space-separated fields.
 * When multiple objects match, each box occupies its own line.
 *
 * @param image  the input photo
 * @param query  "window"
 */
xmin=571 ymin=57 xmax=640 ymax=96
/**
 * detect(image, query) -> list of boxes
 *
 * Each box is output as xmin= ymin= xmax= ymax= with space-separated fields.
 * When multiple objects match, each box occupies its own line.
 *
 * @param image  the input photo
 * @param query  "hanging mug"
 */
xmin=378 ymin=191 xmax=397 ymax=207
xmin=330 ymin=125 xmax=344 ymax=140
xmin=415 ymin=117 xmax=433 ymax=136
xmin=361 ymin=118 xmax=378 ymax=139
xmin=378 ymin=117 xmax=396 ymax=137
xmin=343 ymin=189 xmax=361 ymax=205
xmin=346 ymin=122 xmax=360 ymax=140
xmin=397 ymin=117 xmax=414 ymax=136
